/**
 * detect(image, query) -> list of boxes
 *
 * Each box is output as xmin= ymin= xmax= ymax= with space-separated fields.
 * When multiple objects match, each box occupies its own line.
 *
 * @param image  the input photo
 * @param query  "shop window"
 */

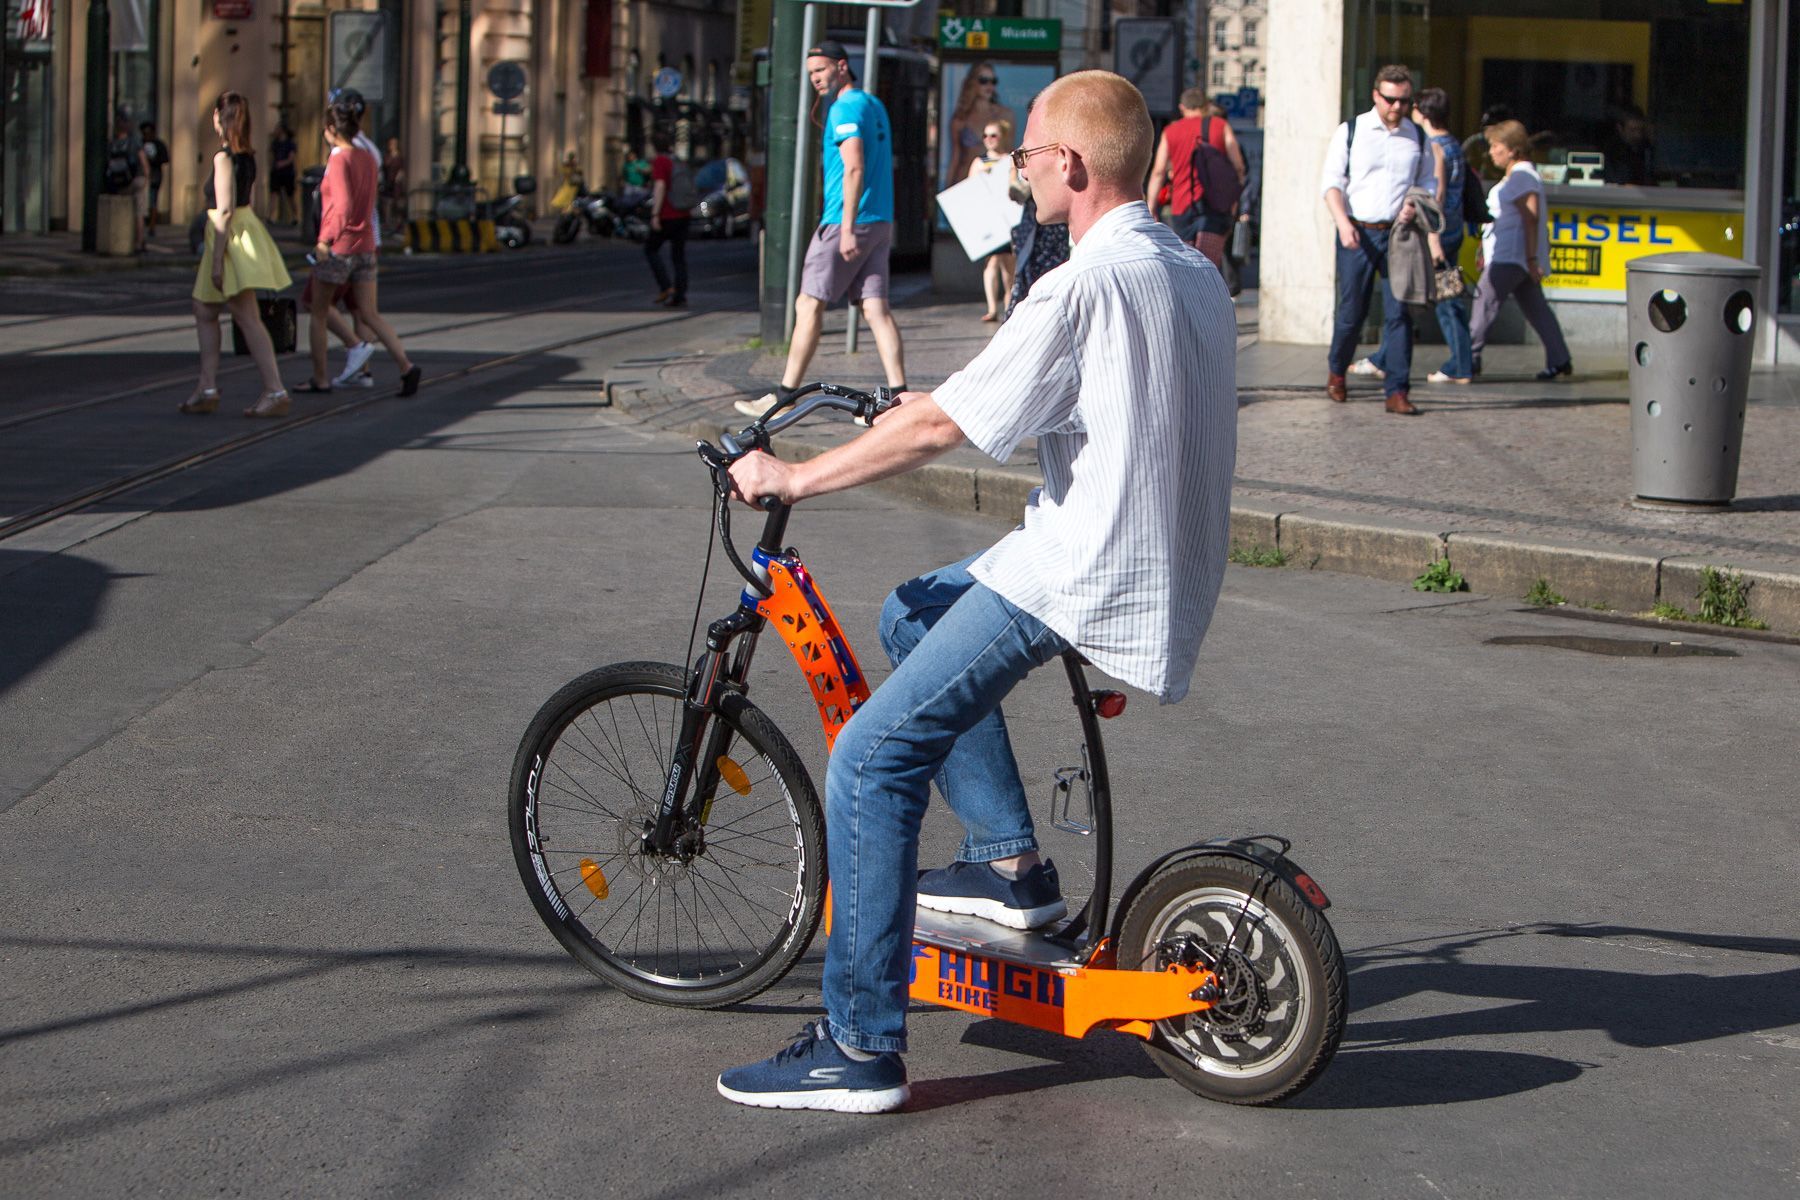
xmin=1344 ymin=1 xmax=1749 ymax=193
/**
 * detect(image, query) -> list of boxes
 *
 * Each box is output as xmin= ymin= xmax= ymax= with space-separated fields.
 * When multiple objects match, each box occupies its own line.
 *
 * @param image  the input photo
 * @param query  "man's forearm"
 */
xmin=840 ymin=168 xmax=863 ymax=228
xmin=791 ymin=397 xmax=964 ymax=501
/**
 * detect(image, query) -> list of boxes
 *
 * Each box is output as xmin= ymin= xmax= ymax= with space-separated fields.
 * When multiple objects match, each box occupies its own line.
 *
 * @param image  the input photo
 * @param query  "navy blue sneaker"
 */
xmin=717 ymin=1021 xmax=908 ymax=1113
xmin=916 ymin=859 xmax=1066 ymax=930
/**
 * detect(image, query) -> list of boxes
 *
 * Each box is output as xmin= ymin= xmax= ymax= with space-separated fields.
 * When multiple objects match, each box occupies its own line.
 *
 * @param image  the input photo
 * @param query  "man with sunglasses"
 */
xmin=738 ymin=39 xmax=907 ymax=419
xmin=1320 ymin=63 xmax=1435 ymax=415
xmin=718 ymin=70 xmax=1236 ymax=1113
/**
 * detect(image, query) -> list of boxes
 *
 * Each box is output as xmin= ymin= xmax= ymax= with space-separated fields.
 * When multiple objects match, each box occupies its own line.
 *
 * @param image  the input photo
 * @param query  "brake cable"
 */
xmin=681 ymin=485 xmax=722 ymax=676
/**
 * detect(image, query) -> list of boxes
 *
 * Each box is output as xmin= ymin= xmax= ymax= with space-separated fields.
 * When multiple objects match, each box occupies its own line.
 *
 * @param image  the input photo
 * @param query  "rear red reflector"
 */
xmin=1293 ymin=873 xmax=1330 ymax=909
xmin=1093 ymin=691 xmax=1127 ymax=719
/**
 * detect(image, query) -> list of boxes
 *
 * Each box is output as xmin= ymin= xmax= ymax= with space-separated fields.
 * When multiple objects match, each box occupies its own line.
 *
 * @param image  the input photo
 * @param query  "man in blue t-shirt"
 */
xmin=737 ymin=39 xmax=909 ymax=418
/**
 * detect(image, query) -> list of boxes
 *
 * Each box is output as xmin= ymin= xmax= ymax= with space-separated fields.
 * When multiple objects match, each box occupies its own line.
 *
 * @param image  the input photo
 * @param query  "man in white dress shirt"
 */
xmin=716 ymin=70 xmax=1238 ymax=1114
xmin=1320 ymin=63 xmax=1435 ymax=415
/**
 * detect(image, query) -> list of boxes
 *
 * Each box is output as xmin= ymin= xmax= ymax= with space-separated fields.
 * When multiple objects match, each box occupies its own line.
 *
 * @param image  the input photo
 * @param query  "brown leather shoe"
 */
xmin=1385 ymin=390 xmax=1419 ymax=415
xmin=1326 ymin=373 xmax=1347 ymax=403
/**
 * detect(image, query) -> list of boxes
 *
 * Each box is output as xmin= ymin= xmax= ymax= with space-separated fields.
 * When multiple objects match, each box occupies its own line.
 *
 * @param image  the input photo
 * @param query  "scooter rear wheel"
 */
xmin=1116 ymin=855 xmax=1346 ymax=1105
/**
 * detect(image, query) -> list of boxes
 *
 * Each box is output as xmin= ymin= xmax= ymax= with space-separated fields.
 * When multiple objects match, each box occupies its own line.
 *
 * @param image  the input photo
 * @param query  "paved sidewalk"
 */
xmin=610 ymin=281 xmax=1800 ymax=634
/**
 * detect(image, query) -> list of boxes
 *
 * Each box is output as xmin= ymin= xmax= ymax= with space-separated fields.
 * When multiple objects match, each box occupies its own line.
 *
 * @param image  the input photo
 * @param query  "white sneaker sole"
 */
xmin=335 ymin=344 xmax=377 ymax=385
xmin=716 ymin=1079 xmax=909 ymax=1113
xmin=916 ymin=893 xmax=1068 ymax=931
xmin=734 ymin=394 xmax=780 ymax=419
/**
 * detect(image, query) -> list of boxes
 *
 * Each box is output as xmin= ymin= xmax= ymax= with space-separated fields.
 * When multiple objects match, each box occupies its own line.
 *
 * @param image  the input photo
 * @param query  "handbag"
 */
xmin=1433 ymin=260 xmax=1468 ymax=301
xmin=232 ymin=294 xmax=298 ymax=356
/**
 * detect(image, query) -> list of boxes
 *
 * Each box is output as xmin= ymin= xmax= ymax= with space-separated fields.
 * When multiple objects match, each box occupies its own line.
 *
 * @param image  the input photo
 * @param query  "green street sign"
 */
xmin=937 ymin=16 xmax=1061 ymax=53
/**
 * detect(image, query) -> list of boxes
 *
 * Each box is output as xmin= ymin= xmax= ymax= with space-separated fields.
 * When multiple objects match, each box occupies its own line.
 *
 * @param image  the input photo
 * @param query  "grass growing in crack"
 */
xmin=1695 ymin=566 xmax=1767 ymax=629
xmin=1525 ymin=578 xmax=1566 ymax=607
xmin=1650 ymin=569 xmax=1770 ymax=631
xmin=744 ymin=336 xmax=764 ymax=350
xmin=1228 ymin=542 xmax=1288 ymax=568
xmin=1413 ymin=559 xmax=1467 ymax=593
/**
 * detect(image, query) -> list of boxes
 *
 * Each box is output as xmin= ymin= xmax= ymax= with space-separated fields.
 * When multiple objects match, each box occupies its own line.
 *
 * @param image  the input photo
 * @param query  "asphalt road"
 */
xmin=1 ymin=249 xmax=1796 ymax=1198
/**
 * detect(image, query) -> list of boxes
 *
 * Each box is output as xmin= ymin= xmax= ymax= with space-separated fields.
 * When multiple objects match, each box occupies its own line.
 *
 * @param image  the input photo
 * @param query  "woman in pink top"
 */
xmin=299 ymin=100 xmax=418 ymax=396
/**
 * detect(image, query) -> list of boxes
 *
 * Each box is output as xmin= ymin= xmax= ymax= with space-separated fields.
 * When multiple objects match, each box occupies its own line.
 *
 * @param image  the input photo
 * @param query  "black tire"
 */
xmin=552 ymin=212 xmax=580 ymax=244
xmin=1116 ymin=855 xmax=1347 ymax=1105
xmin=508 ymin=661 xmax=825 ymax=1007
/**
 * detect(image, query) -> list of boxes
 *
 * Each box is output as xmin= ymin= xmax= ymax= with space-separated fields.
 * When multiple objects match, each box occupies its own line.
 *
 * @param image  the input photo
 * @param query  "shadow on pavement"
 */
xmin=0 ymin=550 xmax=117 ymax=705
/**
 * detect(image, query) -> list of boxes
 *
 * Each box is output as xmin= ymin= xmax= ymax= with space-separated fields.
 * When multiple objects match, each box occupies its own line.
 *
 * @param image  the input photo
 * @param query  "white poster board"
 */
xmin=936 ymin=169 xmax=1022 ymax=260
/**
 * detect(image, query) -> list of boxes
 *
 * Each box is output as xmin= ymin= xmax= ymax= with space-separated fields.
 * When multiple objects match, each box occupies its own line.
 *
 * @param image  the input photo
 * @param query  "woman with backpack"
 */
xmin=644 ymin=130 xmax=693 ymax=307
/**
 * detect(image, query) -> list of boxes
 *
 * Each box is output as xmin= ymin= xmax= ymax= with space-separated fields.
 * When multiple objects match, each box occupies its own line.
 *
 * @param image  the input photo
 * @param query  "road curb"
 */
xmin=613 ymin=383 xmax=1800 ymax=636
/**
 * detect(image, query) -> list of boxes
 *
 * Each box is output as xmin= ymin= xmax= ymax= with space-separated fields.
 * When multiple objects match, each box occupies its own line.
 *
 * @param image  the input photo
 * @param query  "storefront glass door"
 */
xmin=2 ymin=45 xmax=53 ymax=234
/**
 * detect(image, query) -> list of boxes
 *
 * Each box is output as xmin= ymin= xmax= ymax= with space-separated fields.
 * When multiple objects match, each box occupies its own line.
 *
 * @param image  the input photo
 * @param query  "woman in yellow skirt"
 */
xmin=184 ymin=91 xmax=294 ymax=418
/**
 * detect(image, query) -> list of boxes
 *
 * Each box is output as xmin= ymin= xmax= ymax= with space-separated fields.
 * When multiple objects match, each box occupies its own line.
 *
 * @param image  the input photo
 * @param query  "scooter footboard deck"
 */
xmin=909 ymin=912 xmax=1215 ymax=1040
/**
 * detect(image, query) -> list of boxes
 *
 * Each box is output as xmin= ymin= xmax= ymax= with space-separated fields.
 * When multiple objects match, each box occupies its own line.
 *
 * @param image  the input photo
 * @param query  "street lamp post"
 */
xmin=81 ymin=0 xmax=111 ymax=252
xmin=449 ymin=0 xmax=472 ymax=185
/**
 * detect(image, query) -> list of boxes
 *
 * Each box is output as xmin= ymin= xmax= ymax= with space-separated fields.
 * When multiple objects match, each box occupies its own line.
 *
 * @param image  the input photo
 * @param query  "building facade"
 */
xmin=1259 ymin=0 xmax=1798 ymax=364
xmin=1203 ymin=0 xmax=1262 ymax=96
xmin=0 ymin=0 xmax=740 ymax=237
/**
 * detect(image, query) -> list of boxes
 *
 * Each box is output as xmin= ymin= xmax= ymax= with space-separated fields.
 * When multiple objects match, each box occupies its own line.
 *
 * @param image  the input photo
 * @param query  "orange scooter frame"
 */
xmin=754 ymin=553 xmax=1222 ymax=1043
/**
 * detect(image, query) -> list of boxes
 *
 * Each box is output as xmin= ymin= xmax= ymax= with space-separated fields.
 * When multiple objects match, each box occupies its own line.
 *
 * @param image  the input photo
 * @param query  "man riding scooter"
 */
xmin=718 ymin=69 xmax=1239 ymax=1113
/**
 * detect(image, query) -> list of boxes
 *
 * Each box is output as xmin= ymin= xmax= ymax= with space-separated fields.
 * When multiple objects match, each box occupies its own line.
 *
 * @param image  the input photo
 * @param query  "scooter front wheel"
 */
xmin=508 ymin=662 xmax=825 ymax=1007
xmin=1117 ymin=855 xmax=1346 ymax=1105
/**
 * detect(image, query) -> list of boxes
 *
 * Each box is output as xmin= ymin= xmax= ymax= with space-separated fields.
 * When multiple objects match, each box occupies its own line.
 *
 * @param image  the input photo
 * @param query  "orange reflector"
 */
xmin=716 ymin=756 xmax=752 ymax=796
xmin=579 ymin=858 xmax=609 ymax=900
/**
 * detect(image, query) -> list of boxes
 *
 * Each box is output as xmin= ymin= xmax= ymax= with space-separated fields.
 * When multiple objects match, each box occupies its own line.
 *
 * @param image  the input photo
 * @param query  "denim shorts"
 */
xmin=313 ymin=251 xmax=377 ymax=286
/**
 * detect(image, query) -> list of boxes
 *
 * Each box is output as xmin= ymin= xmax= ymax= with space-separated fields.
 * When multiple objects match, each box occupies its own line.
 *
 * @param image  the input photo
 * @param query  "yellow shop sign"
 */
xmin=1543 ymin=208 xmax=1743 ymax=296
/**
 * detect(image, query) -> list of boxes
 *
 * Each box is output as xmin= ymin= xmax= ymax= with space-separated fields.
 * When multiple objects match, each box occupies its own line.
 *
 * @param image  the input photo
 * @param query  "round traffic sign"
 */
xmin=487 ymin=61 xmax=527 ymax=100
xmin=653 ymin=68 xmax=683 ymax=99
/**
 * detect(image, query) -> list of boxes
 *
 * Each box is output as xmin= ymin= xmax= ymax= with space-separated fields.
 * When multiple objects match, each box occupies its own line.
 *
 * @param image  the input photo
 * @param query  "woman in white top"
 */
xmin=1469 ymin=119 xmax=1572 ymax=381
xmin=967 ymin=119 xmax=1018 ymax=323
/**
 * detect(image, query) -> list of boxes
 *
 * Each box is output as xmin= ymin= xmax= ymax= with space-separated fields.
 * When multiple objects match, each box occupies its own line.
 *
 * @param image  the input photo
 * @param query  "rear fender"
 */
xmin=1108 ymin=835 xmax=1331 ymax=946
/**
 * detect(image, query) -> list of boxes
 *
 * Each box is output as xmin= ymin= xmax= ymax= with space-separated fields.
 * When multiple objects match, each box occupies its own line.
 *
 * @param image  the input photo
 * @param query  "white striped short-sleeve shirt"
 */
xmin=933 ymin=201 xmax=1237 ymax=702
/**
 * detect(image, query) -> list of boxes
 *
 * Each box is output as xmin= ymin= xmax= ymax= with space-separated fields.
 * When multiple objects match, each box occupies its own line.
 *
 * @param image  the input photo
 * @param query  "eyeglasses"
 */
xmin=976 ymin=76 xmax=996 ymax=85
xmin=1376 ymin=91 xmax=1413 ymax=108
xmin=983 ymin=132 xmax=1003 ymax=139
xmin=1010 ymin=142 xmax=1062 ymax=170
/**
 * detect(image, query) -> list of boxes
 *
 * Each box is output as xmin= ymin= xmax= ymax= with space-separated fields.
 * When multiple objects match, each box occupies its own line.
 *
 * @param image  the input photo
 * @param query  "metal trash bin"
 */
xmin=299 ymin=166 xmax=327 ymax=245
xmin=1626 ymin=251 xmax=1762 ymax=508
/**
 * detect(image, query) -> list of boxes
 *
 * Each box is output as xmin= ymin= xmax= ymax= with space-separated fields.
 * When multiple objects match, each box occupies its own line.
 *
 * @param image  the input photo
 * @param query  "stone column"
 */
xmin=1258 ymin=0 xmax=1343 ymax=345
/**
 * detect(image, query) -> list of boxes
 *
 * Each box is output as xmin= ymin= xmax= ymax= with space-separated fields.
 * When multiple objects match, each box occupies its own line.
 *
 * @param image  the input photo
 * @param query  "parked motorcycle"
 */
xmin=485 ymin=192 xmax=532 ymax=249
xmin=439 ymin=179 xmax=534 ymax=249
xmin=551 ymin=185 xmax=654 ymax=244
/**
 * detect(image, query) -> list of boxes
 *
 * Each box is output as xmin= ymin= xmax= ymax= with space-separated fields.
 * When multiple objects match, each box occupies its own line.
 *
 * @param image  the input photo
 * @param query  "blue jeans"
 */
xmin=1432 ymin=232 xmax=1474 ymax=379
xmin=1372 ymin=231 xmax=1474 ymax=380
xmin=1329 ymin=225 xmax=1411 ymax=396
xmin=823 ymin=555 xmax=1070 ymax=1053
